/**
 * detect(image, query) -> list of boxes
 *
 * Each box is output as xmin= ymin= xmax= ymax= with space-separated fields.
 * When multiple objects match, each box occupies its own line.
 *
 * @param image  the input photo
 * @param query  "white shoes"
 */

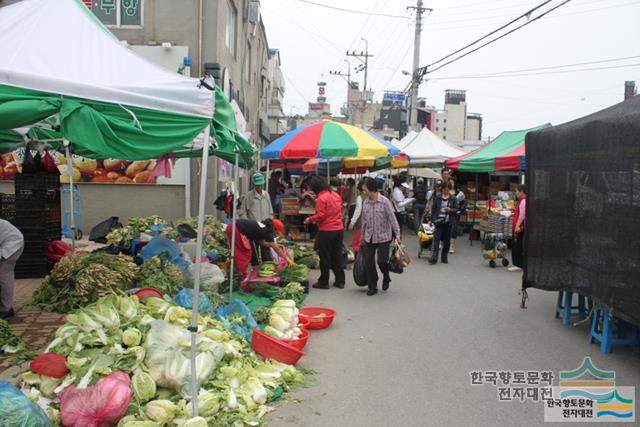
xmin=508 ymin=266 xmax=522 ymax=272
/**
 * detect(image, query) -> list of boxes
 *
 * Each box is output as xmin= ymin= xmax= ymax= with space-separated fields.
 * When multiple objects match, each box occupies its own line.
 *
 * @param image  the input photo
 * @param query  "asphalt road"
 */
xmin=270 ymin=231 xmax=640 ymax=427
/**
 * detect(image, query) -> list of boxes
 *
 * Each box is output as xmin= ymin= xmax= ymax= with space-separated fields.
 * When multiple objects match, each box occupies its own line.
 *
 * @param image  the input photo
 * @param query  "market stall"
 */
xmin=262 ymin=120 xmax=400 ymax=241
xmin=524 ymin=97 xmax=640 ymax=331
xmin=445 ymin=125 xmax=548 ymax=244
xmin=0 ymin=0 xmax=283 ymax=423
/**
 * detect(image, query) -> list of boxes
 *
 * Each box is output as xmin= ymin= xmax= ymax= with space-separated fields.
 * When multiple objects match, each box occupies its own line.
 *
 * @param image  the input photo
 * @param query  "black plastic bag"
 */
xmin=353 ymin=250 xmax=367 ymax=287
xmin=89 ymin=216 xmax=122 ymax=243
xmin=177 ymin=223 xmax=197 ymax=239
xmin=21 ymin=149 xmax=41 ymax=174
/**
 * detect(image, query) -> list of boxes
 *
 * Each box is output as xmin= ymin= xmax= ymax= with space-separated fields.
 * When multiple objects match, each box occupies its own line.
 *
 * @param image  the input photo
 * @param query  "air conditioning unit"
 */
xmin=248 ymin=0 xmax=260 ymax=24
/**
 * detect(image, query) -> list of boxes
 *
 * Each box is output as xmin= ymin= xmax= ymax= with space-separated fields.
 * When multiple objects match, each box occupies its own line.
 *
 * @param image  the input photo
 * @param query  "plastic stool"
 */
xmin=589 ymin=304 xmax=640 ymax=353
xmin=555 ymin=291 xmax=589 ymax=325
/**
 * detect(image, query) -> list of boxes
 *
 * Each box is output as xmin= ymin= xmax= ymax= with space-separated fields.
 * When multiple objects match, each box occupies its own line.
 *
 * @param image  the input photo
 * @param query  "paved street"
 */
xmin=270 ymin=232 xmax=640 ymax=427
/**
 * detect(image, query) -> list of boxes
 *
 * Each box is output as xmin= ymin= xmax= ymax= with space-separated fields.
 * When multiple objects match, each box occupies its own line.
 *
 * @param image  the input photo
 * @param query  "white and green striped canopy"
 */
xmin=0 ymin=0 xmax=215 ymax=160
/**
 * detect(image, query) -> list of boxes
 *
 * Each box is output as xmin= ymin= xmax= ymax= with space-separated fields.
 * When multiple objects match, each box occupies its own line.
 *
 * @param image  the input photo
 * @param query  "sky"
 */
xmin=261 ymin=0 xmax=640 ymax=139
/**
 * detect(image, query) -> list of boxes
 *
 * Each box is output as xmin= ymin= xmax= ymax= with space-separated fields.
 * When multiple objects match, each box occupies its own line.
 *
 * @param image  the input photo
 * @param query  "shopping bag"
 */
xmin=388 ymin=240 xmax=410 ymax=274
xmin=353 ymin=250 xmax=367 ymax=287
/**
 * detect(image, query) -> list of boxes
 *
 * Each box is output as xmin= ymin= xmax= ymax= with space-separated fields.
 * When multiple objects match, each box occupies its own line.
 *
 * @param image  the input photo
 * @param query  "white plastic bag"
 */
xmin=143 ymin=321 xmax=224 ymax=398
xmin=188 ymin=262 xmax=225 ymax=291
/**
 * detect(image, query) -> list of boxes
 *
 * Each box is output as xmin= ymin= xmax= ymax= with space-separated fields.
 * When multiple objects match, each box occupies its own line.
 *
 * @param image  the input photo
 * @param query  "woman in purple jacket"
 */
xmin=360 ymin=178 xmax=401 ymax=296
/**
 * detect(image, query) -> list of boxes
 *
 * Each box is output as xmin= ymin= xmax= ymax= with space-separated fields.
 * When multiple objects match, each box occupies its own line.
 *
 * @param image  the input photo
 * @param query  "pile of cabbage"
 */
xmin=19 ymin=294 xmax=308 ymax=426
xmin=264 ymin=301 xmax=301 ymax=340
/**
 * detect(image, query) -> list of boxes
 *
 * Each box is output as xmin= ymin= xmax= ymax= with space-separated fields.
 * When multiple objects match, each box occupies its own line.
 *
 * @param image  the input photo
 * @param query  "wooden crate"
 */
xmin=281 ymin=198 xmax=299 ymax=215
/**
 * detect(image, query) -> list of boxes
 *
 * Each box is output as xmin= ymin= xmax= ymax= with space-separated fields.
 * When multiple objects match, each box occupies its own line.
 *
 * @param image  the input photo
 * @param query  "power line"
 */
xmin=423 ymin=0 xmax=638 ymax=32
xmin=295 ymin=0 xmax=408 ymax=19
xmin=424 ymin=0 xmax=574 ymax=75
xmin=423 ymin=0 xmax=554 ymax=70
xmin=429 ymin=55 xmax=640 ymax=79
xmin=282 ymin=72 xmax=312 ymax=104
xmin=430 ymin=62 xmax=640 ymax=80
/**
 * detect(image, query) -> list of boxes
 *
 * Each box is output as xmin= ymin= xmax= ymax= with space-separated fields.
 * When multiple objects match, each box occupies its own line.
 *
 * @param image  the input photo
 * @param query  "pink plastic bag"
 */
xmin=60 ymin=371 xmax=131 ymax=427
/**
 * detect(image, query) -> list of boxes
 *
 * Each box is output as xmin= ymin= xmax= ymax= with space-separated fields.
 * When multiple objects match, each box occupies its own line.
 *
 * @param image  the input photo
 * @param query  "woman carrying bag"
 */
xmin=360 ymin=178 xmax=401 ymax=296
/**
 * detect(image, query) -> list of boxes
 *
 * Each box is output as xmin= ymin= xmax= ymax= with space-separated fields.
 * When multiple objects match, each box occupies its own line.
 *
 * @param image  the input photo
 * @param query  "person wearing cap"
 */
xmin=243 ymin=172 xmax=273 ymax=223
xmin=391 ymin=176 xmax=415 ymax=231
xmin=226 ymin=218 xmax=293 ymax=280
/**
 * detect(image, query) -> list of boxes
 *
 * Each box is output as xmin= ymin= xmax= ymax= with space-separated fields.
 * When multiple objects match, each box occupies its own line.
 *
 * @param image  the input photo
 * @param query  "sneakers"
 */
xmin=333 ymin=283 xmax=345 ymax=289
xmin=382 ymin=279 xmax=390 ymax=291
xmin=441 ymin=259 xmax=448 ymax=264
xmin=366 ymin=289 xmax=378 ymax=296
xmin=508 ymin=266 xmax=523 ymax=272
xmin=0 ymin=308 xmax=15 ymax=319
xmin=312 ymin=283 xmax=330 ymax=290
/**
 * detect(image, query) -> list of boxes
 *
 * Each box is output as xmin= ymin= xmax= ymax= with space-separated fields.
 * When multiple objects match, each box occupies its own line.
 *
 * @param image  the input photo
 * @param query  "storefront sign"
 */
xmin=91 ymin=0 xmax=142 ymax=27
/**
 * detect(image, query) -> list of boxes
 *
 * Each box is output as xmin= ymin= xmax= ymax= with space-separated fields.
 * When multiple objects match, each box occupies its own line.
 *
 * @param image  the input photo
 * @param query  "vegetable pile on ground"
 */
xmin=176 ymin=215 xmax=230 ymax=257
xmin=257 ymin=262 xmax=278 ymax=278
xmin=0 ymin=319 xmax=25 ymax=354
xmin=280 ymin=242 xmax=316 ymax=263
xmin=29 ymin=253 xmax=139 ymax=313
xmin=19 ymin=294 xmax=310 ymax=426
xmin=296 ymin=255 xmax=319 ymax=269
xmin=277 ymin=264 xmax=309 ymax=284
xmin=264 ymin=300 xmax=301 ymax=340
xmin=135 ymin=255 xmax=185 ymax=296
xmin=106 ymin=215 xmax=167 ymax=247
xmin=272 ymin=282 xmax=305 ymax=306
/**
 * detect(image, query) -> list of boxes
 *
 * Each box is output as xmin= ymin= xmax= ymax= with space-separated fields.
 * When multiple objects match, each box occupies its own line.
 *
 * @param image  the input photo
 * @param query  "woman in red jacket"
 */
xmin=304 ymin=176 xmax=345 ymax=289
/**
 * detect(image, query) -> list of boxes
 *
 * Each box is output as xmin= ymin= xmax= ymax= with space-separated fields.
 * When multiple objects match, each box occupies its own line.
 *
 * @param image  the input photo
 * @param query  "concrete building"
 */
xmin=374 ymin=91 xmax=408 ymax=139
xmin=267 ymin=49 xmax=287 ymax=139
xmin=420 ymin=90 xmax=482 ymax=147
xmin=342 ymin=83 xmax=381 ymax=129
xmin=0 ymin=0 xmax=282 ymax=228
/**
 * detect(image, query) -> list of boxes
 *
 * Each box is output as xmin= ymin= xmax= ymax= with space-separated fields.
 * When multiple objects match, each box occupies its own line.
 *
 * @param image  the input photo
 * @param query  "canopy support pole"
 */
xmin=188 ymin=125 xmax=211 ymax=416
xmin=265 ymin=160 xmax=270 ymax=200
xmin=228 ymin=152 xmax=240 ymax=299
xmin=63 ymin=141 xmax=76 ymax=250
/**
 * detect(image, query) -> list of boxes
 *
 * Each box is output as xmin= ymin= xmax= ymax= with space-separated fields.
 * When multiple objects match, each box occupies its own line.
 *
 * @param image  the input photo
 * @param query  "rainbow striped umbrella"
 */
xmin=262 ymin=120 xmax=400 ymax=160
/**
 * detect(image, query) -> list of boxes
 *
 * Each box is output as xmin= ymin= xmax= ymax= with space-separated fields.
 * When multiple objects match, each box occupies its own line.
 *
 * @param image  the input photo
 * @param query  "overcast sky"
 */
xmin=261 ymin=0 xmax=640 ymax=139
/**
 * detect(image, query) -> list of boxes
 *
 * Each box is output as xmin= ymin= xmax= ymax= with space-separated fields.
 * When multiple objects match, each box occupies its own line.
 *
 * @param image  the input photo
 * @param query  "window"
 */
xmin=443 ymin=136 xmax=446 ymax=140
xmin=444 ymin=127 xmax=447 ymax=131
xmin=226 ymin=1 xmax=237 ymax=56
xmin=91 ymin=0 xmax=144 ymax=28
xmin=436 ymin=118 xmax=439 ymax=123
xmin=444 ymin=119 xmax=447 ymax=123
xmin=435 ymin=127 xmax=439 ymax=131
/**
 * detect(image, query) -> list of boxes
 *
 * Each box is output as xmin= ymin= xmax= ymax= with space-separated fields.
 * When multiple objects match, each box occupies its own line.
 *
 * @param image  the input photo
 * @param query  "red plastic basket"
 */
xmin=133 ymin=287 xmax=163 ymax=301
xmin=251 ymin=329 xmax=304 ymax=365
xmin=279 ymin=328 xmax=310 ymax=351
xmin=299 ymin=307 xmax=336 ymax=329
xmin=298 ymin=316 xmax=311 ymax=331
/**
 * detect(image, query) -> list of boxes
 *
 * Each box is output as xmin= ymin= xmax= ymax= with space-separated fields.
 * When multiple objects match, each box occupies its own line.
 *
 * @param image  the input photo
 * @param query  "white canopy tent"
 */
xmin=398 ymin=127 xmax=466 ymax=166
xmin=0 ymin=0 xmax=220 ymax=415
xmin=0 ymin=0 xmax=213 ymax=119
xmin=395 ymin=130 xmax=418 ymax=150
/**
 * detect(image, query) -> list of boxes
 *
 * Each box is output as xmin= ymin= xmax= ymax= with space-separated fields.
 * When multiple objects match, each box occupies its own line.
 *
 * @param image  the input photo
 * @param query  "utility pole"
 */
xmin=329 ymin=62 xmax=353 ymax=124
xmin=347 ymin=39 xmax=373 ymax=128
xmin=407 ymin=0 xmax=432 ymax=131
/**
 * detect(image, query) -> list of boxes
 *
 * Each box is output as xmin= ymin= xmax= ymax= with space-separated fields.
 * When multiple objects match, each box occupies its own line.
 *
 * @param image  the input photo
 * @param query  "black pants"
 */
xmin=431 ymin=223 xmax=451 ymax=263
xmin=363 ymin=240 xmax=391 ymax=291
xmin=316 ymin=230 xmax=345 ymax=286
xmin=512 ymin=233 xmax=524 ymax=268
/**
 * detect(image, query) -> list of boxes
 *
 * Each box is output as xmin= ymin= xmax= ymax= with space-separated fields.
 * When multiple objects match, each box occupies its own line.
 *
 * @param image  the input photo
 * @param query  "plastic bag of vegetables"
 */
xmin=144 ymin=320 xmax=224 ymax=398
xmin=0 ymin=381 xmax=52 ymax=427
xmin=216 ymin=299 xmax=258 ymax=342
xmin=59 ymin=371 xmax=131 ymax=427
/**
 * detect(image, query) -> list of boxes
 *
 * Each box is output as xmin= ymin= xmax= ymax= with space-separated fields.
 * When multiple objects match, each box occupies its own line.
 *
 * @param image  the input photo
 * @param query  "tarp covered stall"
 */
xmin=396 ymin=127 xmax=466 ymax=166
xmin=446 ymin=125 xmax=548 ymax=173
xmin=524 ymin=97 xmax=640 ymax=326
